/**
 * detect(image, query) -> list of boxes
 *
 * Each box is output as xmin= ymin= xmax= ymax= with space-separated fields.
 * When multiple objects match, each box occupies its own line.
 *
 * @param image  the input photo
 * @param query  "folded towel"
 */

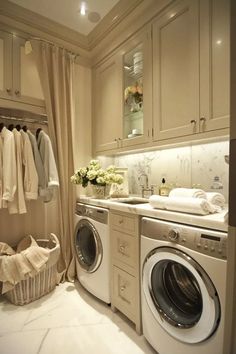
xmin=206 ymin=192 xmax=225 ymax=208
xmin=169 ymin=188 xmax=207 ymax=199
xmin=165 ymin=197 xmax=217 ymax=215
xmin=149 ymin=195 xmax=166 ymax=209
xmin=149 ymin=195 xmax=218 ymax=215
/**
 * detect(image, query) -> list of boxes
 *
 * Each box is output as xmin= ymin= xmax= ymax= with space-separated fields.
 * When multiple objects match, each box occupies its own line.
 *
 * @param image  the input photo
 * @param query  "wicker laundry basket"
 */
xmin=5 ymin=234 xmax=60 ymax=306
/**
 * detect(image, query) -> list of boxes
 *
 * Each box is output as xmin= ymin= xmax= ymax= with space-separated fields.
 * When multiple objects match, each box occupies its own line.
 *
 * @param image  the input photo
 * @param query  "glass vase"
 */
xmin=92 ymin=185 xmax=111 ymax=199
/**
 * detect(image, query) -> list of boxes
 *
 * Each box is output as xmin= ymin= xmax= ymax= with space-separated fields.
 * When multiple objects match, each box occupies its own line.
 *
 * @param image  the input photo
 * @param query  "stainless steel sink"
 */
xmin=110 ymin=197 xmax=149 ymax=205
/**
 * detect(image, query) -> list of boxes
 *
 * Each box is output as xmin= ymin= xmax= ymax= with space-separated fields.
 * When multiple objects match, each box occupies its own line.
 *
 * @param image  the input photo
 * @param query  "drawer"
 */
xmin=113 ymin=266 xmax=136 ymax=319
xmin=110 ymin=212 xmax=138 ymax=235
xmin=112 ymin=230 xmax=138 ymax=268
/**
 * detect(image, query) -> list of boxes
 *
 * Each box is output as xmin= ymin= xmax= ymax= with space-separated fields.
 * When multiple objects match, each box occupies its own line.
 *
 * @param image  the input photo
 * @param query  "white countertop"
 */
xmin=78 ymin=196 xmax=228 ymax=232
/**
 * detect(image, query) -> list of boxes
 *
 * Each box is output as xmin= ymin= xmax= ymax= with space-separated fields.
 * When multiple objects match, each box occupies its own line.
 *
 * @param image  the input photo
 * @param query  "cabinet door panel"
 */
xmin=13 ymin=36 xmax=44 ymax=107
xmin=93 ymin=55 xmax=122 ymax=152
xmin=0 ymin=30 xmax=12 ymax=99
xmin=200 ymin=0 xmax=229 ymax=131
xmin=153 ymin=0 xmax=199 ymax=140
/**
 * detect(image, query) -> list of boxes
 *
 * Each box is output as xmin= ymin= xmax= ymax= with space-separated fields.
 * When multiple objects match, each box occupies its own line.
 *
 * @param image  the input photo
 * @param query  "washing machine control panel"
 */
xmin=141 ymin=218 xmax=227 ymax=260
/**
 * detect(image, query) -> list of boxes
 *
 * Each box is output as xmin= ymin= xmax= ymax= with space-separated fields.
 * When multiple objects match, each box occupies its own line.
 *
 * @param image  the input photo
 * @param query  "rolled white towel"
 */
xmin=165 ymin=197 xmax=217 ymax=215
xmin=206 ymin=192 xmax=225 ymax=208
xmin=169 ymin=188 xmax=207 ymax=199
xmin=149 ymin=195 xmax=167 ymax=210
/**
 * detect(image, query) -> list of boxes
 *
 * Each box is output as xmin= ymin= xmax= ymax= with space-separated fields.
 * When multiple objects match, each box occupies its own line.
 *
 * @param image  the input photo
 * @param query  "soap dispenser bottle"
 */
xmin=159 ymin=178 xmax=169 ymax=196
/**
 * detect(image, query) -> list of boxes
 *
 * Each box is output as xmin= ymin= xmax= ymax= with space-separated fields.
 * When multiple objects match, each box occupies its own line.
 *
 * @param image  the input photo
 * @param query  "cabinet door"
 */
xmin=0 ymin=30 xmax=12 ymax=100
xmin=152 ymin=0 xmax=199 ymax=141
xmin=121 ymin=29 xmax=152 ymax=148
xmin=93 ymin=54 xmax=123 ymax=152
xmin=12 ymin=35 xmax=44 ymax=107
xmin=200 ymin=0 xmax=230 ymax=132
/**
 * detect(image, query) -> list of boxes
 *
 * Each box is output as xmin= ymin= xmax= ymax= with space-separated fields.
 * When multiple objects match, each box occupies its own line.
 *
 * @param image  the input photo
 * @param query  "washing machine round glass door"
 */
xmin=75 ymin=219 xmax=103 ymax=273
xmin=142 ymin=247 xmax=220 ymax=344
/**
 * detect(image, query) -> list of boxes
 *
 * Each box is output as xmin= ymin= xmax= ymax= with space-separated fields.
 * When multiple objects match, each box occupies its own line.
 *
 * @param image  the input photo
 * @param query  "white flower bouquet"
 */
xmin=71 ymin=160 xmax=123 ymax=188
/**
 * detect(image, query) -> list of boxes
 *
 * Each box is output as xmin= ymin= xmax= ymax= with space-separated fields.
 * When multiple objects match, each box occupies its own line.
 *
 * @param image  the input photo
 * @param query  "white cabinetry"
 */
xmin=110 ymin=211 xmax=141 ymax=334
xmin=93 ymin=54 xmax=123 ymax=152
xmin=200 ymin=0 xmax=230 ymax=132
xmin=93 ymin=29 xmax=152 ymax=154
xmin=0 ymin=27 xmax=45 ymax=112
xmin=152 ymin=0 xmax=229 ymax=142
xmin=152 ymin=0 xmax=199 ymax=141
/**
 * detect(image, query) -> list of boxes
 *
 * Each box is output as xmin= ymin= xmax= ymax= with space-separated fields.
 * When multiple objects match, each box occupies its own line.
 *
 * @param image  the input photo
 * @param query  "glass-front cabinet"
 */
xmin=123 ymin=44 xmax=144 ymax=140
xmin=121 ymin=28 xmax=152 ymax=148
xmin=93 ymin=27 xmax=151 ymax=154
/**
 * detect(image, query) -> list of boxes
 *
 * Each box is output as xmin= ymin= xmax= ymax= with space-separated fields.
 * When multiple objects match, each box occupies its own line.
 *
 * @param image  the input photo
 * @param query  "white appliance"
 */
xmin=74 ymin=203 xmax=110 ymax=303
xmin=141 ymin=217 xmax=227 ymax=354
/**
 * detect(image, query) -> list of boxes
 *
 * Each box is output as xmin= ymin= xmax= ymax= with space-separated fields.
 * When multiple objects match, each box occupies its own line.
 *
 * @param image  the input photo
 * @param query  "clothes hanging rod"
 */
xmin=0 ymin=115 xmax=48 ymax=125
xmin=28 ymin=37 xmax=79 ymax=58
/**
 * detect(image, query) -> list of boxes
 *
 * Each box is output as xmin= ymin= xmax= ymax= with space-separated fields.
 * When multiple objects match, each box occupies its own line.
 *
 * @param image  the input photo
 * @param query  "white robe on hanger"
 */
xmin=8 ymin=129 xmax=27 ymax=214
xmin=37 ymin=130 xmax=59 ymax=202
xmin=0 ymin=127 xmax=16 ymax=207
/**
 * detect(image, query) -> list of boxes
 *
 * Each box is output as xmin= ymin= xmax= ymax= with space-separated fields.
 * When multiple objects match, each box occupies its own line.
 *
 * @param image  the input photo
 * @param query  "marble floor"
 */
xmin=0 ymin=281 xmax=156 ymax=354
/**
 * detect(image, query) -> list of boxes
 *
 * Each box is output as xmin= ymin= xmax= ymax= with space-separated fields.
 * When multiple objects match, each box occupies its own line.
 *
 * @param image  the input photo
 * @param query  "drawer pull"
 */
xmin=119 ymin=219 xmax=124 ymax=224
xmin=120 ymin=285 xmax=126 ymax=292
xmin=6 ymin=88 xmax=11 ymax=94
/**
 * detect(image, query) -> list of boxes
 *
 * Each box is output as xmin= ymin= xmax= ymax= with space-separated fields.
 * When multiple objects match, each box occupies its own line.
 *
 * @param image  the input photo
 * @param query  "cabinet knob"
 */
xmin=15 ymin=90 xmax=20 ymax=95
xmin=120 ymin=285 xmax=126 ymax=292
xmin=119 ymin=245 xmax=125 ymax=253
xmin=114 ymin=138 xmax=118 ymax=142
xmin=190 ymin=119 xmax=197 ymax=124
xmin=200 ymin=117 xmax=206 ymax=123
xmin=118 ymin=218 xmax=124 ymax=224
xmin=6 ymin=88 xmax=11 ymax=94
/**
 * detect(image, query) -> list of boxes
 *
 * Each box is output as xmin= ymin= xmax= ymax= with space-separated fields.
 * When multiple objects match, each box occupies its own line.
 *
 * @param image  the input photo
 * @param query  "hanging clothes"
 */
xmin=8 ymin=129 xmax=27 ymax=214
xmin=0 ymin=127 xmax=16 ymax=207
xmin=20 ymin=130 xmax=38 ymax=200
xmin=37 ymin=130 xmax=59 ymax=202
xmin=27 ymin=129 xmax=47 ymax=198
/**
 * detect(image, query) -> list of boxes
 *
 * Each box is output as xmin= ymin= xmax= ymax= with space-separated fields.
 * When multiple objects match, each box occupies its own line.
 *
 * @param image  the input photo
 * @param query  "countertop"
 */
xmin=78 ymin=195 xmax=228 ymax=232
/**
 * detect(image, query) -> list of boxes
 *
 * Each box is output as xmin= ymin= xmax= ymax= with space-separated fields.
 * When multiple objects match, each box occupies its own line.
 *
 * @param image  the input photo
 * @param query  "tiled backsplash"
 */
xmin=99 ymin=140 xmax=229 ymax=201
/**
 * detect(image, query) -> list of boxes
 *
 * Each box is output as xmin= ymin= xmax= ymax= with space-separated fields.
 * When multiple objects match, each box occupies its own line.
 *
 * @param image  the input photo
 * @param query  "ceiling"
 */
xmin=8 ymin=0 xmax=120 ymax=35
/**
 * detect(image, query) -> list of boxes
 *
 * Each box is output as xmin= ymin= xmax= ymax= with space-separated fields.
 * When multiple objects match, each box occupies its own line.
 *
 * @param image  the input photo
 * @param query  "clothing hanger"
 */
xmin=36 ymin=128 xmax=42 ymax=139
xmin=22 ymin=125 xmax=28 ymax=132
xmin=0 ymin=122 xmax=4 ymax=132
xmin=16 ymin=124 xmax=21 ymax=131
xmin=8 ymin=124 xmax=14 ymax=131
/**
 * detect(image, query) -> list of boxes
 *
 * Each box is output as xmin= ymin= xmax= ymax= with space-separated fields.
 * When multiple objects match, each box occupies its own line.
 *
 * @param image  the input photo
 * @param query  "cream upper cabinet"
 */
xmin=0 ymin=28 xmax=44 ymax=109
xmin=200 ymin=0 xmax=230 ymax=132
xmin=93 ymin=28 xmax=152 ymax=154
xmin=93 ymin=54 xmax=123 ymax=153
xmin=152 ymin=0 xmax=199 ymax=141
xmin=152 ymin=0 xmax=229 ymax=142
xmin=0 ymin=30 xmax=13 ymax=100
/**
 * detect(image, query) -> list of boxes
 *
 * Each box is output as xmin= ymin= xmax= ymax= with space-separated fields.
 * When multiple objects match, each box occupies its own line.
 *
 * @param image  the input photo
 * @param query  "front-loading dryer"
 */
xmin=74 ymin=202 xmax=110 ymax=303
xmin=141 ymin=217 xmax=227 ymax=354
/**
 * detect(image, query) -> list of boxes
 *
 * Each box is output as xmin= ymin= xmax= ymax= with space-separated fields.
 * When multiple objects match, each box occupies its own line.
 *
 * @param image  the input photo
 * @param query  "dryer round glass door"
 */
xmin=75 ymin=219 xmax=103 ymax=273
xmin=142 ymin=247 xmax=220 ymax=344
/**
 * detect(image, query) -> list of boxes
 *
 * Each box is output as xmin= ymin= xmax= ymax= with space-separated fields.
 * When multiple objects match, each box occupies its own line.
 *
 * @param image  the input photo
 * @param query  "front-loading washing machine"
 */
xmin=141 ymin=217 xmax=227 ymax=354
xmin=74 ymin=202 xmax=110 ymax=303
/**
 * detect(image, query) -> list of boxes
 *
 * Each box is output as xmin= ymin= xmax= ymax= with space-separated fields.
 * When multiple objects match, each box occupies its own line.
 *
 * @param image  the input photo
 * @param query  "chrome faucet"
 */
xmin=138 ymin=173 xmax=154 ymax=198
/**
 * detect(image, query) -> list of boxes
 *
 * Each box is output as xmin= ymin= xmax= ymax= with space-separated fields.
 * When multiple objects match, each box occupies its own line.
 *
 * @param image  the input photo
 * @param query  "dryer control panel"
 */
xmin=75 ymin=203 xmax=108 ymax=224
xmin=141 ymin=217 xmax=227 ymax=259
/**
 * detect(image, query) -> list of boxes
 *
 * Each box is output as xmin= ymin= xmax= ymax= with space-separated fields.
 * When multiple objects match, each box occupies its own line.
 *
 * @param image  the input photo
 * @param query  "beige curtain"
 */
xmin=32 ymin=40 xmax=76 ymax=281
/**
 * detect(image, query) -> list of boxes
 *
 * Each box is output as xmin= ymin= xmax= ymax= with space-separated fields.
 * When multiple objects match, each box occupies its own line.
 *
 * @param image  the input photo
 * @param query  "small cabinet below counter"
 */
xmin=110 ymin=210 xmax=141 ymax=334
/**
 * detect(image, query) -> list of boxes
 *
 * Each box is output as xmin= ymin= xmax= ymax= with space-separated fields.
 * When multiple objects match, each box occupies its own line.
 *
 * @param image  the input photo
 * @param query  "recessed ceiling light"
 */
xmin=80 ymin=2 xmax=86 ymax=16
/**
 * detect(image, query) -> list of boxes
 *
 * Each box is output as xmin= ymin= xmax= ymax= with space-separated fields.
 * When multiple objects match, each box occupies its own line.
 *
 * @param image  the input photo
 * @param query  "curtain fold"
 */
xmin=32 ymin=40 xmax=76 ymax=281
